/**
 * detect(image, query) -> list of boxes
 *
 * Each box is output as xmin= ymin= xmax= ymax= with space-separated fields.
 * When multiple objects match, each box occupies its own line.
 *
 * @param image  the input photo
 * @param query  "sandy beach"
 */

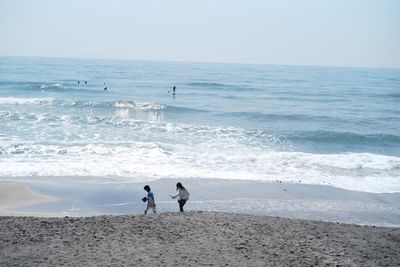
xmin=1 ymin=211 xmax=399 ymax=266
xmin=1 ymin=179 xmax=399 ymax=266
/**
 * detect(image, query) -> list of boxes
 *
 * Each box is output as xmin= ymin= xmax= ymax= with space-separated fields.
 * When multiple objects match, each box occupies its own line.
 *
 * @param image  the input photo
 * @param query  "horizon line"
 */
xmin=1 ymin=54 xmax=399 ymax=71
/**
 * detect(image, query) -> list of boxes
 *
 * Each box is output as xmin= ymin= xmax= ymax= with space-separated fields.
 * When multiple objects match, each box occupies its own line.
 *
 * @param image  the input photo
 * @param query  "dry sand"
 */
xmin=1 ymin=212 xmax=399 ymax=266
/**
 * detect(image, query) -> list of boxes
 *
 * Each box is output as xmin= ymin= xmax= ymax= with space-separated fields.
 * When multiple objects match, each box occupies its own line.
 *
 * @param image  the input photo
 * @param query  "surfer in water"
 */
xmin=104 ymin=82 xmax=108 ymax=91
xmin=169 ymin=85 xmax=176 ymax=95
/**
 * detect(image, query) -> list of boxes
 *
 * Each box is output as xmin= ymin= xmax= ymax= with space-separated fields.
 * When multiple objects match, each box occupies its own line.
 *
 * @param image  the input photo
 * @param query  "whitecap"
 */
xmin=0 ymin=97 xmax=54 ymax=105
xmin=0 ymin=139 xmax=399 ymax=193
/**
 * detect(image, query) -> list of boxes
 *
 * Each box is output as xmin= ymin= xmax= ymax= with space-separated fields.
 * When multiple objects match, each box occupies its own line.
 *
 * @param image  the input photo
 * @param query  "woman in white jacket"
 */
xmin=170 ymin=182 xmax=190 ymax=212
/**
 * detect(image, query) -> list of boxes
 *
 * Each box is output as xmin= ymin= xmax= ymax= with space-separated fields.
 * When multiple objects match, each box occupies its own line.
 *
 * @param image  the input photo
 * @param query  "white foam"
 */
xmin=53 ymin=83 xmax=64 ymax=89
xmin=0 ymin=97 xmax=54 ymax=105
xmin=0 ymin=141 xmax=399 ymax=193
xmin=1 ymin=111 xmax=399 ymax=193
xmin=114 ymin=101 xmax=165 ymax=110
xmin=62 ymin=100 xmax=165 ymax=110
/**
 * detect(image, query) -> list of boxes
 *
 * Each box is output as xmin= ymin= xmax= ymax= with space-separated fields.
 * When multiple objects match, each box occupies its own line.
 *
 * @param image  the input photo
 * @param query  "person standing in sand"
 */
xmin=143 ymin=185 xmax=156 ymax=214
xmin=169 ymin=182 xmax=190 ymax=212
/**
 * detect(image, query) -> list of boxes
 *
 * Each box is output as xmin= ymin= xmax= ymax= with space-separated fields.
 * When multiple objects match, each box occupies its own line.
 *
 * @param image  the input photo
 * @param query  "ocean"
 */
xmin=1 ymin=56 xmax=399 ymax=193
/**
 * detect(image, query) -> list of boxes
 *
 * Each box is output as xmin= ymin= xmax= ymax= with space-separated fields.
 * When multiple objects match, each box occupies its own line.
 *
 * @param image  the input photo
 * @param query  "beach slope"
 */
xmin=1 ymin=212 xmax=399 ymax=266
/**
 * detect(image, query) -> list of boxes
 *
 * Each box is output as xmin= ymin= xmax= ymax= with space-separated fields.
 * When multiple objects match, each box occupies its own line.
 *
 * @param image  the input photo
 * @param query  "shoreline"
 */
xmin=1 ymin=178 xmax=399 ymax=227
xmin=0 ymin=181 xmax=57 ymax=216
xmin=1 ymin=211 xmax=399 ymax=266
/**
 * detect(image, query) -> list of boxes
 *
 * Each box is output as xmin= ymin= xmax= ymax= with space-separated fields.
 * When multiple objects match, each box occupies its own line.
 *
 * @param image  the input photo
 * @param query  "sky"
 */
xmin=0 ymin=0 xmax=399 ymax=68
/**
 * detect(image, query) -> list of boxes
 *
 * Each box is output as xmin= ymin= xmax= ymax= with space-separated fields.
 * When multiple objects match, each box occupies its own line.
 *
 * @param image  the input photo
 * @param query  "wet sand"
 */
xmin=1 ymin=211 xmax=399 ymax=266
xmin=0 ymin=181 xmax=56 ymax=216
xmin=2 ymin=178 xmax=399 ymax=226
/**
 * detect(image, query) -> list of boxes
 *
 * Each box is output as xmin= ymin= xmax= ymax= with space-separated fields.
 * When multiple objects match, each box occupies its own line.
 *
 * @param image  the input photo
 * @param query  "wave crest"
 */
xmin=63 ymin=100 xmax=166 ymax=110
xmin=291 ymin=131 xmax=400 ymax=144
xmin=0 ymin=141 xmax=399 ymax=193
xmin=0 ymin=97 xmax=53 ymax=105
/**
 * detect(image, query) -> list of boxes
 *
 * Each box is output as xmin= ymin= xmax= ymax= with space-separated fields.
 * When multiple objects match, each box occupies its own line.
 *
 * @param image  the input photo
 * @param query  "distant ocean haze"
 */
xmin=0 ymin=56 xmax=399 ymax=193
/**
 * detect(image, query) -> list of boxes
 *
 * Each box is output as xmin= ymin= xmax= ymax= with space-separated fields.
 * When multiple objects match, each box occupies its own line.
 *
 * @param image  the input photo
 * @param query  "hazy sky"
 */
xmin=1 ymin=0 xmax=399 ymax=68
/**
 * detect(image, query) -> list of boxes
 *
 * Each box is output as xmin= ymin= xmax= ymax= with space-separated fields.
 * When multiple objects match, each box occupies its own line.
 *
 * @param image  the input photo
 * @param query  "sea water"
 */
xmin=1 ymin=56 xmax=399 ymax=193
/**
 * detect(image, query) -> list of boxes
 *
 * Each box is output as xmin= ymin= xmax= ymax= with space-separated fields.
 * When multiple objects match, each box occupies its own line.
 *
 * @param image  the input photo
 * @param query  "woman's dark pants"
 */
xmin=178 ymin=199 xmax=187 ymax=212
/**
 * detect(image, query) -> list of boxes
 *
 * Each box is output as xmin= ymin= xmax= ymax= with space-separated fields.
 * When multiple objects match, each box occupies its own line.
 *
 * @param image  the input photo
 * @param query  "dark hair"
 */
xmin=144 ymin=185 xmax=151 ymax=192
xmin=176 ymin=182 xmax=184 ymax=190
